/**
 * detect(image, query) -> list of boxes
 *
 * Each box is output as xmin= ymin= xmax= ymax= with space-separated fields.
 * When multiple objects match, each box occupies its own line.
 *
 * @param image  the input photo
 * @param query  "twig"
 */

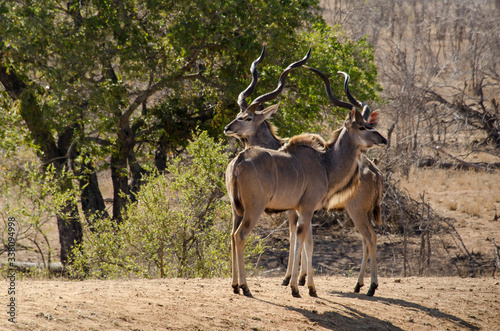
xmin=262 ymin=218 xmax=289 ymax=241
xmin=490 ymin=238 xmax=500 ymax=276
xmin=436 ymin=231 xmax=463 ymax=276
xmin=441 ymin=218 xmax=476 ymax=277
xmin=426 ymin=145 xmax=489 ymax=171
xmin=42 ymin=140 xmax=77 ymax=166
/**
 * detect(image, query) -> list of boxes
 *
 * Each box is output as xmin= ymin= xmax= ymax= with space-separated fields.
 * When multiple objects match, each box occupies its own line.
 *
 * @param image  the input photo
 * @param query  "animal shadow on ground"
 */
xmin=253 ymin=297 xmax=403 ymax=330
xmin=331 ymin=291 xmax=480 ymax=330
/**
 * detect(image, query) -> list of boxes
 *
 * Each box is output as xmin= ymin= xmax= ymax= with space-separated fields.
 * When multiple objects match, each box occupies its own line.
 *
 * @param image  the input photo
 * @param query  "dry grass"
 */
xmin=444 ymin=199 xmax=458 ymax=211
xmin=397 ymin=168 xmax=500 ymax=220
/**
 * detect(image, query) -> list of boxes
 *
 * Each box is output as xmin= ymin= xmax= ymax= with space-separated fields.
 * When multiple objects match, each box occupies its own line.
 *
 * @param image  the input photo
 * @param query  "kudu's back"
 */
xmin=226 ymin=142 xmax=327 ymax=217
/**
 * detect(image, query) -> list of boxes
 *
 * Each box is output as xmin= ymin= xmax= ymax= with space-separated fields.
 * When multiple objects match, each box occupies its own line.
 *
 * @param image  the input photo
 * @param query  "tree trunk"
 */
xmin=57 ymin=203 xmax=82 ymax=265
xmin=111 ymin=123 xmax=138 ymax=222
xmin=0 ymin=65 xmax=83 ymax=266
xmin=128 ymin=149 xmax=149 ymax=203
xmin=20 ymin=91 xmax=83 ymax=266
xmin=154 ymin=134 xmax=168 ymax=173
xmin=0 ymin=62 xmax=26 ymax=99
xmin=80 ymin=158 xmax=109 ymax=228
xmin=111 ymin=150 xmax=129 ymax=223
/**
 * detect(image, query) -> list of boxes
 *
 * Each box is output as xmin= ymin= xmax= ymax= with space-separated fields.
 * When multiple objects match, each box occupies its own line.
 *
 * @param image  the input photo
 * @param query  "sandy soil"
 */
xmin=2 ymin=165 xmax=499 ymax=331
xmin=2 ymin=166 xmax=499 ymax=330
xmin=2 ymin=276 xmax=499 ymax=330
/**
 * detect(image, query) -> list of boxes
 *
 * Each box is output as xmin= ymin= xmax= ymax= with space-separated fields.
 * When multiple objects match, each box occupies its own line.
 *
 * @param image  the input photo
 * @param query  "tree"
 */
xmin=0 ymin=0 xmax=379 ymax=265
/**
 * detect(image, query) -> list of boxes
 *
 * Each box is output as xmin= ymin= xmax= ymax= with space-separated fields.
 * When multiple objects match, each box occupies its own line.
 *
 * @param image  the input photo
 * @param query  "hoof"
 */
xmin=232 ymin=284 xmax=239 ymax=294
xmin=291 ymin=287 xmax=301 ymax=298
xmin=240 ymin=284 xmax=252 ymax=297
xmin=354 ymin=282 xmax=363 ymax=293
xmin=298 ymin=274 xmax=307 ymax=286
xmin=367 ymin=283 xmax=378 ymax=297
xmin=281 ymin=276 xmax=291 ymax=286
xmin=308 ymin=286 xmax=318 ymax=297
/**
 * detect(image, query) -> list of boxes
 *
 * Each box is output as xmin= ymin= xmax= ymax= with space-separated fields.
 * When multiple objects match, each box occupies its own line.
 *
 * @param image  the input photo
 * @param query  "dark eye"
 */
xmin=244 ymin=117 xmax=252 ymax=121
xmin=359 ymin=126 xmax=366 ymax=131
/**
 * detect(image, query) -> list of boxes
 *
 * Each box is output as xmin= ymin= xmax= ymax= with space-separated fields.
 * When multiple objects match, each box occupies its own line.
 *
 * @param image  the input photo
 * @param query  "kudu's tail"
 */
xmin=372 ymin=173 xmax=383 ymax=227
xmin=373 ymin=205 xmax=382 ymax=227
xmin=228 ymin=154 xmax=245 ymax=217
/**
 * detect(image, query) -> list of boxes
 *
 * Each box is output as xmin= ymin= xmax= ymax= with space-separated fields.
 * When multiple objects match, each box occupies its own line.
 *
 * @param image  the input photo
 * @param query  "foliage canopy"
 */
xmin=0 ymin=0 xmax=380 ymax=264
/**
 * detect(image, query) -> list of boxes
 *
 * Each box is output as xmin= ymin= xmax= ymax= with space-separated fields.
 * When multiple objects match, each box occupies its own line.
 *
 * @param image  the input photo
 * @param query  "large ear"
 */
xmin=367 ymin=110 xmax=380 ymax=126
xmin=259 ymin=102 xmax=281 ymax=120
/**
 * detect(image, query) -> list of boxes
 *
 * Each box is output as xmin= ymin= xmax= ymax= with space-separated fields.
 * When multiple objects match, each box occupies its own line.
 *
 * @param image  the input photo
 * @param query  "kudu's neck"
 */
xmin=244 ymin=121 xmax=282 ymax=150
xmin=320 ymin=127 xmax=362 ymax=210
xmin=325 ymin=128 xmax=361 ymax=183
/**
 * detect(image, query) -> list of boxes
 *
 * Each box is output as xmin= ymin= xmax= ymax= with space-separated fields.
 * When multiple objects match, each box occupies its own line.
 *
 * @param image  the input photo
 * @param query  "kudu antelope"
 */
xmin=225 ymin=59 xmax=387 ymax=298
xmin=225 ymin=46 xmax=317 ymax=293
xmin=225 ymin=49 xmax=383 ymax=296
xmin=305 ymin=67 xmax=384 ymax=296
xmin=225 ymin=51 xmax=384 ymax=296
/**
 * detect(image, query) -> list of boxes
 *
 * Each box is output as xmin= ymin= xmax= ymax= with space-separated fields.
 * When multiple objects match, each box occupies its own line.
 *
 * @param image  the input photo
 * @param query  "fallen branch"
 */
xmin=424 ymin=145 xmax=492 ymax=171
xmin=2 ymin=261 xmax=63 ymax=273
xmin=417 ymin=157 xmax=500 ymax=170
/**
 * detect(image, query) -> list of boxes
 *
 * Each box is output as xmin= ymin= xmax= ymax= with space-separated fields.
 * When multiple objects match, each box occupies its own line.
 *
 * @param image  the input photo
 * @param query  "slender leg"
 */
xmin=367 ymin=228 xmax=378 ymax=296
xmin=231 ymin=211 xmax=242 ymax=294
xmin=348 ymin=208 xmax=379 ymax=296
xmin=356 ymin=237 xmax=369 ymax=292
xmin=290 ymin=210 xmax=314 ymax=297
xmin=234 ymin=208 xmax=264 ymax=297
xmin=347 ymin=207 xmax=369 ymax=294
xmin=299 ymin=222 xmax=312 ymax=286
xmin=282 ymin=210 xmax=298 ymax=286
xmin=234 ymin=227 xmax=250 ymax=296
xmin=290 ymin=233 xmax=303 ymax=297
xmin=303 ymin=223 xmax=316 ymax=296
xmin=284 ymin=214 xmax=311 ymax=287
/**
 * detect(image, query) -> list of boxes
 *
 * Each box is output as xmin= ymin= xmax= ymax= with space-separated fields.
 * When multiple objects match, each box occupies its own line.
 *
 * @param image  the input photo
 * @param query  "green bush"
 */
xmin=69 ymin=131 xmax=265 ymax=279
xmin=1 ymin=160 xmax=78 ymax=273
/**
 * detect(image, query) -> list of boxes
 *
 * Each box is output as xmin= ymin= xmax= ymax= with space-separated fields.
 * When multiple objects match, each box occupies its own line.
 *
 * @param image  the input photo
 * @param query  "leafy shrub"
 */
xmin=0 ymin=161 xmax=78 ymax=275
xmin=69 ymin=131 xmax=265 ymax=279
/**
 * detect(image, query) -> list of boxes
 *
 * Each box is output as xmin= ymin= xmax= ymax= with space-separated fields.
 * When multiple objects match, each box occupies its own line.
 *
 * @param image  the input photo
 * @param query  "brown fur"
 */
xmin=372 ymin=164 xmax=383 ymax=226
xmin=226 ymin=63 xmax=386 ymax=296
xmin=322 ymin=163 xmax=361 ymax=210
xmin=226 ymin=111 xmax=387 ymax=297
xmin=326 ymin=127 xmax=343 ymax=147
xmin=282 ymin=133 xmax=326 ymax=151
xmin=243 ymin=121 xmax=282 ymax=144
xmin=265 ymin=121 xmax=281 ymax=142
xmin=227 ymin=153 xmax=245 ymax=217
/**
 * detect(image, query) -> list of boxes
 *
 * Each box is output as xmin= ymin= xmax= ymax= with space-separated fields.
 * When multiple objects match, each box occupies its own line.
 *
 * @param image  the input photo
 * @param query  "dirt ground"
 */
xmin=2 ymin=166 xmax=499 ymax=330
xmin=2 ymin=276 xmax=499 ymax=330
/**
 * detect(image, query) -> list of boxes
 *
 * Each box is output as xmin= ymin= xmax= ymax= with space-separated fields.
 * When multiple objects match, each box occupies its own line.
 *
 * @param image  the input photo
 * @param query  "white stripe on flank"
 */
xmin=249 ymin=159 xmax=265 ymax=196
xmin=291 ymin=154 xmax=307 ymax=198
xmin=272 ymin=153 xmax=279 ymax=201
xmin=288 ymin=156 xmax=300 ymax=191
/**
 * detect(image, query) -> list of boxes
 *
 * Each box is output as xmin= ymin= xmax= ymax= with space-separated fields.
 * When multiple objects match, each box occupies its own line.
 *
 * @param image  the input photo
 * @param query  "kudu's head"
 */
xmin=304 ymin=66 xmax=387 ymax=150
xmin=344 ymin=107 xmax=387 ymax=150
xmin=224 ymin=47 xmax=311 ymax=139
xmin=223 ymin=103 xmax=281 ymax=139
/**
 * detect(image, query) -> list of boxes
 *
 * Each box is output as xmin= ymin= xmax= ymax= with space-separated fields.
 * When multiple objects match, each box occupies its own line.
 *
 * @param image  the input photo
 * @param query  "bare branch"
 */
xmin=86 ymin=136 xmax=112 ymax=146
xmin=120 ymin=50 xmax=201 ymax=127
